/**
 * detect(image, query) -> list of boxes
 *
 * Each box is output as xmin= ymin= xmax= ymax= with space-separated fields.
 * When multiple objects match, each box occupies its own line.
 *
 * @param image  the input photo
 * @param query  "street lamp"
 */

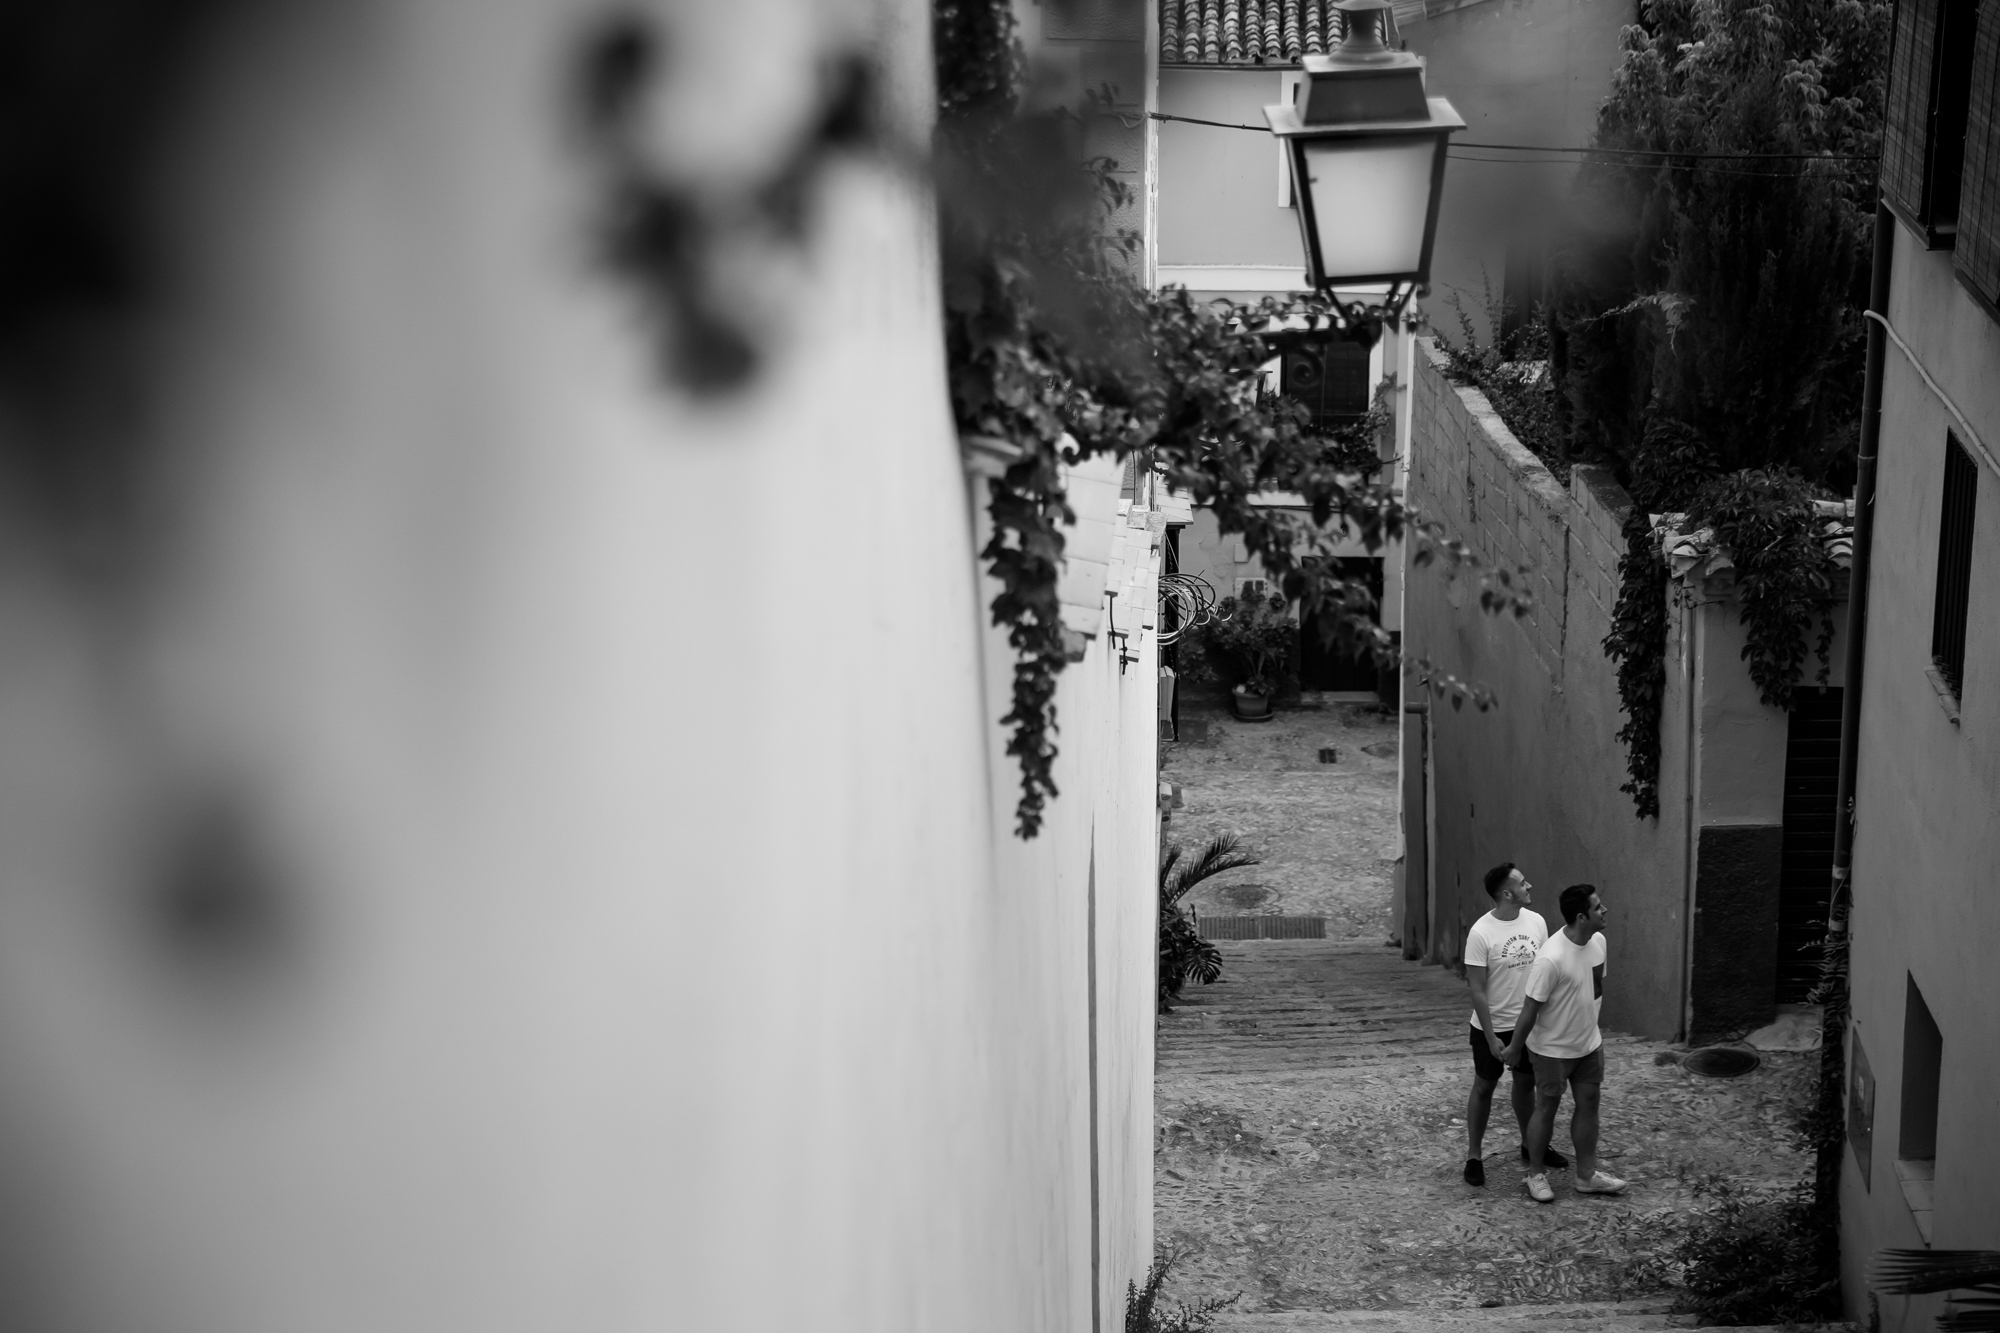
xmin=1264 ymin=0 xmax=1463 ymax=330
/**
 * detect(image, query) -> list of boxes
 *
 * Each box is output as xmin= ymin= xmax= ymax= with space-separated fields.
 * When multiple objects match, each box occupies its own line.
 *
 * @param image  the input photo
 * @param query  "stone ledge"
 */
xmin=1419 ymin=339 xmax=1568 ymax=514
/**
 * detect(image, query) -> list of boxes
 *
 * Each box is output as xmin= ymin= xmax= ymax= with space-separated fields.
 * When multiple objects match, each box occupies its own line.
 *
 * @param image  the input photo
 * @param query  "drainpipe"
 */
xmin=1678 ymin=589 xmax=1699 ymax=1043
xmin=1815 ymin=198 xmax=1893 ymax=1207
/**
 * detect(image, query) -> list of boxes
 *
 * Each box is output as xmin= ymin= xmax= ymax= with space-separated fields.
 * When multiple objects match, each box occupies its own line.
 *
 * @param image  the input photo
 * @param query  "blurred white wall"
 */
xmin=0 ymin=1 xmax=1158 ymax=1329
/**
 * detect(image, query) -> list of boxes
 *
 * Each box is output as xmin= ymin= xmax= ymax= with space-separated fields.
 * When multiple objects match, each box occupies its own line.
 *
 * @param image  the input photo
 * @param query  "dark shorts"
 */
xmin=1529 ymin=1044 xmax=1606 ymax=1097
xmin=1470 ymin=1025 xmax=1531 ymax=1083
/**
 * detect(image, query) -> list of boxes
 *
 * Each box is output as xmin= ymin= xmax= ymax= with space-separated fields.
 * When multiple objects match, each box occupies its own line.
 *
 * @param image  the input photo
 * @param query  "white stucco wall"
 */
xmin=0 ymin=3 xmax=1159 ymax=1330
xmin=1840 ymin=220 xmax=2000 ymax=1323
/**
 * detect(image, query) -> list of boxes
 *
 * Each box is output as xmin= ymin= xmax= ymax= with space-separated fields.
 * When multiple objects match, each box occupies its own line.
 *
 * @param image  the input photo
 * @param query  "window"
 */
xmin=1955 ymin=0 xmax=2000 ymax=303
xmin=1931 ymin=434 xmax=1979 ymax=698
xmin=1895 ymin=976 xmax=1943 ymax=1243
xmin=1882 ymin=0 xmax=1981 ymax=248
xmin=1280 ymin=337 xmax=1372 ymax=430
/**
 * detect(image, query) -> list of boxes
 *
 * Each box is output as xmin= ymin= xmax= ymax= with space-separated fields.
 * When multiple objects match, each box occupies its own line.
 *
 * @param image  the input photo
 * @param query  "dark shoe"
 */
xmin=1522 ymin=1145 xmax=1569 ymax=1170
xmin=1463 ymin=1158 xmax=1486 ymax=1186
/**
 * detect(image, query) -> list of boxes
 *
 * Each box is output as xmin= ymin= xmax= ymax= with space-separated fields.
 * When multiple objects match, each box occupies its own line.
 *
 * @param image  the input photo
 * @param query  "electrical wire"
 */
xmin=1446 ymin=151 xmax=1862 ymax=180
xmin=1143 ymin=110 xmax=1880 ymax=164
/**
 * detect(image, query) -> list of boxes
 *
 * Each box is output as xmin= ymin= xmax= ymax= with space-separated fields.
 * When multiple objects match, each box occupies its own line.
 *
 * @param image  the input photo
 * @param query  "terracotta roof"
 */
xmin=1161 ymin=0 xmax=1346 ymax=65
xmin=1162 ymin=0 xmax=1452 ymax=63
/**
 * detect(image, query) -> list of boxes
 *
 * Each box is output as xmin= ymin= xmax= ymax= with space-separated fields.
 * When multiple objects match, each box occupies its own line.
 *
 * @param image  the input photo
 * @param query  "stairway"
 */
xmin=1159 ymin=939 xmax=1477 ymax=1078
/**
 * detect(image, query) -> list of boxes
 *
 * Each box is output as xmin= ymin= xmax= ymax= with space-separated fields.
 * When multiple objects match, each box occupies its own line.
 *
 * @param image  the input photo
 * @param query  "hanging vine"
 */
xmin=1603 ymin=511 xmax=1671 ymax=819
xmin=934 ymin=0 xmax=1528 ymax=836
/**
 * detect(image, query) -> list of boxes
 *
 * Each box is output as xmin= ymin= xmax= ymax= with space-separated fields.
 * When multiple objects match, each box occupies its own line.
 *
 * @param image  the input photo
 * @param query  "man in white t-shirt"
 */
xmin=1459 ymin=862 xmax=1562 ymax=1187
xmin=1504 ymin=883 xmax=1627 ymax=1202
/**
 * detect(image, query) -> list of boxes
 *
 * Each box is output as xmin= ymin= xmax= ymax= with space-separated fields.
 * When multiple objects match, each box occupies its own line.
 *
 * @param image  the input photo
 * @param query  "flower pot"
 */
xmin=1232 ymin=688 xmax=1273 ymax=721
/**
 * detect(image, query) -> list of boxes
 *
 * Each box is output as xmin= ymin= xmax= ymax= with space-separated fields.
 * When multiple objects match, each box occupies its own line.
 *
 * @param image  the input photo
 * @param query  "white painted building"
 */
xmin=0 ymin=3 xmax=1165 ymax=1330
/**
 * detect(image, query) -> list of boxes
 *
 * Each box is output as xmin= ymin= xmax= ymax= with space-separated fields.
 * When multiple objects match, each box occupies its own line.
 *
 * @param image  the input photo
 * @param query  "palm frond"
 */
xmin=1165 ymin=833 xmax=1260 ymax=903
xmin=1873 ymin=1251 xmax=2000 ymax=1295
xmin=1186 ymin=936 xmax=1222 ymax=986
xmin=1158 ymin=843 xmax=1185 ymax=893
xmin=1941 ymin=1295 xmax=2000 ymax=1333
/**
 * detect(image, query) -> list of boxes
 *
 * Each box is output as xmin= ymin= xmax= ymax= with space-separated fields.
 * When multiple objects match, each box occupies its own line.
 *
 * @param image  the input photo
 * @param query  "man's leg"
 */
xmin=1509 ymin=1061 xmax=1537 ymax=1142
xmin=1467 ymin=1073 xmax=1498 ymax=1159
xmin=1569 ymin=1078 xmax=1601 ymax=1182
xmin=1466 ymin=1026 xmax=1506 ymax=1168
xmin=1568 ymin=1047 xmax=1622 ymax=1191
xmin=1525 ymin=1053 xmax=1564 ymax=1175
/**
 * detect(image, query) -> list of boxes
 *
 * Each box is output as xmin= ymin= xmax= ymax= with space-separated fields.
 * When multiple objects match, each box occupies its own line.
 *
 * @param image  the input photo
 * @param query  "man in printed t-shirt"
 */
xmin=1504 ymin=883 xmax=1629 ymax=1203
xmin=1459 ymin=863 xmax=1564 ymax=1187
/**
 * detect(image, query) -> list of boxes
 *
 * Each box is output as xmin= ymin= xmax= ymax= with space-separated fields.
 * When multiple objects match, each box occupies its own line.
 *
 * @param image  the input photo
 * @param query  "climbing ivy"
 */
xmin=1687 ymin=470 xmax=1840 ymax=712
xmin=1603 ymin=511 xmax=1670 ymax=819
xmin=933 ymin=0 xmax=1528 ymax=836
xmin=1600 ymin=468 xmax=1842 ymax=819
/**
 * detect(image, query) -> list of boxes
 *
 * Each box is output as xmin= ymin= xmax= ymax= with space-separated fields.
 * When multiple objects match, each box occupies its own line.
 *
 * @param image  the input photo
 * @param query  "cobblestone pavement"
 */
xmin=1160 ymin=702 xmax=1401 ymax=940
xmin=1154 ymin=702 xmax=1819 ymax=1327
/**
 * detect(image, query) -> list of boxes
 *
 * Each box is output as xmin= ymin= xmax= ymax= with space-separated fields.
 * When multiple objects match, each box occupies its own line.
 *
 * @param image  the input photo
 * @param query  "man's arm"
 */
xmin=1503 ymin=996 xmax=1543 ymax=1066
xmin=1466 ymin=965 xmax=1505 ymax=1057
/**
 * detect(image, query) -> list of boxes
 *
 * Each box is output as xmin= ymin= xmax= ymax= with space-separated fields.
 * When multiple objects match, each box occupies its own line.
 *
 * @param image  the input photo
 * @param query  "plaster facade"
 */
xmin=1838 ymin=219 xmax=2000 ymax=1323
xmin=0 ymin=5 xmax=1163 ymax=1330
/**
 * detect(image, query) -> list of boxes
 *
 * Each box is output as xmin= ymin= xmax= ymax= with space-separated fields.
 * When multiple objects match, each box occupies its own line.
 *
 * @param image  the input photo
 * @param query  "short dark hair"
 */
xmin=1559 ymin=884 xmax=1599 ymax=925
xmin=1483 ymin=862 xmax=1518 ymax=899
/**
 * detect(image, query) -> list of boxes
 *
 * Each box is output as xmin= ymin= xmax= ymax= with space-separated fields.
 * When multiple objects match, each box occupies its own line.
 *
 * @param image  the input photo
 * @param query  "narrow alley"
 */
xmin=1156 ymin=702 xmax=1829 ymax=1329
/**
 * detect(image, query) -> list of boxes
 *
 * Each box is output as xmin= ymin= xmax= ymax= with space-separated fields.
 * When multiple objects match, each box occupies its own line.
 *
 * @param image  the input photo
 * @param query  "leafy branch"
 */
xmin=935 ymin=0 xmax=1529 ymax=835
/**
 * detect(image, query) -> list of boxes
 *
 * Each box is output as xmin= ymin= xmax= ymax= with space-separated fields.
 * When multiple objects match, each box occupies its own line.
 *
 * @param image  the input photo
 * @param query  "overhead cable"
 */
xmin=1142 ymin=110 xmax=1880 ymax=162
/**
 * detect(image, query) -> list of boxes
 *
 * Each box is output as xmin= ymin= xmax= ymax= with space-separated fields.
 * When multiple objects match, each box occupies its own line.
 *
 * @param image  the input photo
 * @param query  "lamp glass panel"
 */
xmin=1301 ymin=135 xmax=1436 ymax=279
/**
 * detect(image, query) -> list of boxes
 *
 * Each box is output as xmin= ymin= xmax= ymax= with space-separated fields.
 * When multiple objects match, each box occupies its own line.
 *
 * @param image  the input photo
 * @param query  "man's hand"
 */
xmin=1507 ymin=996 xmax=1543 ymax=1070
xmin=1486 ymin=1032 xmax=1507 ymax=1061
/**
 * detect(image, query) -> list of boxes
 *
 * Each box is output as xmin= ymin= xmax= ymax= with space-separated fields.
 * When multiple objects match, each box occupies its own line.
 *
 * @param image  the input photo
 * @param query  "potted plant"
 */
xmin=1201 ymin=594 xmax=1298 ymax=721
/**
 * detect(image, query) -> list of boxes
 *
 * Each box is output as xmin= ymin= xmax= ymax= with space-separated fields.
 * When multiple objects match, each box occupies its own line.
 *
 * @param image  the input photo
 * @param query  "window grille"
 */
xmin=1279 ymin=338 xmax=1371 ymax=430
xmin=1931 ymin=433 xmax=1979 ymax=696
xmin=1882 ymin=0 xmax=1981 ymax=248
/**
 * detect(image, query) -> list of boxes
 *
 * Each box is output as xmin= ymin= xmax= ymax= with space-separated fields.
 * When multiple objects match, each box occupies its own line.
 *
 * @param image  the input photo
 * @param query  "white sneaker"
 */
xmin=1575 ymin=1171 xmax=1628 ymax=1195
xmin=1525 ymin=1173 xmax=1555 ymax=1203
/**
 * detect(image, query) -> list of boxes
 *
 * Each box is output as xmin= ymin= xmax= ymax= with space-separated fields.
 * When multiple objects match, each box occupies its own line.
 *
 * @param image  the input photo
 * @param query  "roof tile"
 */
xmin=1162 ymin=0 xmax=1346 ymax=64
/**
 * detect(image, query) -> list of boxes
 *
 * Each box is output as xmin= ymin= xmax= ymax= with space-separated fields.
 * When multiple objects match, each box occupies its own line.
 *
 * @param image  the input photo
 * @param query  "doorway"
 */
xmin=1299 ymin=557 xmax=1384 ymax=694
xmin=1776 ymin=688 xmax=1843 ymax=1003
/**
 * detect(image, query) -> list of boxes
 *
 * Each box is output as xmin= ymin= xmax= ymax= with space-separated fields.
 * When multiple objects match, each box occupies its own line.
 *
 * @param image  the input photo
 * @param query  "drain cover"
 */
xmin=1683 ymin=1046 xmax=1761 ymax=1078
xmin=1217 ymin=883 xmax=1271 ymax=908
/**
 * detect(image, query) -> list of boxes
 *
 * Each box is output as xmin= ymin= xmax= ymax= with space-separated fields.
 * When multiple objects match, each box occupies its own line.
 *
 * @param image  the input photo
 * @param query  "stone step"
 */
xmin=1213 ymin=1299 xmax=1854 ymax=1333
